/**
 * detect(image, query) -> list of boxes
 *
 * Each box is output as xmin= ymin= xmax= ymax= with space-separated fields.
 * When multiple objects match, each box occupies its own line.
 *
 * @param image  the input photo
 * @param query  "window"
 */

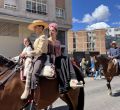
xmin=0 ymin=22 xmax=19 ymax=37
xmin=114 ymin=28 xmax=119 ymax=31
xmin=73 ymin=33 xmax=76 ymax=50
xmin=116 ymin=34 xmax=120 ymax=37
xmin=26 ymin=0 xmax=47 ymax=15
xmin=57 ymin=30 xmax=65 ymax=45
xmin=56 ymin=7 xmax=65 ymax=18
xmin=108 ymin=29 xmax=111 ymax=32
xmin=4 ymin=0 xmax=16 ymax=10
xmin=73 ymin=43 xmax=76 ymax=49
xmin=87 ymin=31 xmax=96 ymax=51
xmin=73 ymin=34 xmax=76 ymax=49
xmin=73 ymin=48 xmax=76 ymax=52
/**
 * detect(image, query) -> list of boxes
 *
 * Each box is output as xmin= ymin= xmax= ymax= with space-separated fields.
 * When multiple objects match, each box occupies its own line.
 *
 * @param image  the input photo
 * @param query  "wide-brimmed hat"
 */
xmin=111 ymin=41 xmax=117 ymax=45
xmin=28 ymin=20 xmax=48 ymax=31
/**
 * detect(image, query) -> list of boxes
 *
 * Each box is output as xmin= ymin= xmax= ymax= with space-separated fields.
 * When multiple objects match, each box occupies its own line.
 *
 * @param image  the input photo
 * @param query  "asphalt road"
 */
xmin=51 ymin=76 xmax=120 ymax=110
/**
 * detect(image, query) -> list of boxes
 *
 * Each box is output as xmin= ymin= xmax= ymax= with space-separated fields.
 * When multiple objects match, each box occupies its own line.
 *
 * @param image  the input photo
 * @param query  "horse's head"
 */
xmin=95 ymin=54 xmax=109 ymax=64
xmin=94 ymin=54 xmax=110 ymax=73
xmin=0 ymin=55 xmax=15 ymax=68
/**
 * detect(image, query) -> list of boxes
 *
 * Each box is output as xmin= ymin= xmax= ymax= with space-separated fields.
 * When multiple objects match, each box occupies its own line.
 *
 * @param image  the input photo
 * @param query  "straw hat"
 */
xmin=28 ymin=20 xmax=48 ymax=31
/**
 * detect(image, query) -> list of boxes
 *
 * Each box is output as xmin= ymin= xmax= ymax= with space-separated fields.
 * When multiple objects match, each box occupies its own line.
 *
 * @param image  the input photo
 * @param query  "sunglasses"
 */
xmin=35 ymin=25 xmax=45 ymax=29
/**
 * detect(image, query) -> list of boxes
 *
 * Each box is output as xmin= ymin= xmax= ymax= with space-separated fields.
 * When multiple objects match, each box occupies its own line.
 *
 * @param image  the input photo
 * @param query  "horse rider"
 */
xmin=20 ymin=20 xmax=48 ymax=100
xmin=11 ymin=38 xmax=33 ymax=80
xmin=108 ymin=41 xmax=120 ymax=69
xmin=48 ymin=23 xmax=83 ymax=94
xmin=11 ymin=38 xmax=33 ymax=63
xmin=42 ymin=22 xmax=82 ymax=93
xmin=20 ymin=38 xmax=33 ymax=80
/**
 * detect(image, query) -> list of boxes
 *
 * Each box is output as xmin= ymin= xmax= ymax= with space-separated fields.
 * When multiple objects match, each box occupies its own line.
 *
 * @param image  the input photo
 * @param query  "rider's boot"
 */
xmin=21 ymin=72 xmax=31 ymax=100
xmin=21 ymin=87 xmax=30 ymax=100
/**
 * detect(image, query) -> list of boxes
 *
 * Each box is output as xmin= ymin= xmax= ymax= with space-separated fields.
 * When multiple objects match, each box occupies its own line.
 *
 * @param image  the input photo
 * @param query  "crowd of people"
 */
xmin=80 ymin=56 xmax=103 ymax=79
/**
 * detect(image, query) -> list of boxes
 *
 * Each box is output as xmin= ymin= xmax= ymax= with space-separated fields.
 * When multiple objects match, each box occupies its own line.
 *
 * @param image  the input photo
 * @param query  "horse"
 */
xmin=94 ymin=54 xmax=120 ymax=95
xmin=0 ymin=55 xmax=84 ymax=110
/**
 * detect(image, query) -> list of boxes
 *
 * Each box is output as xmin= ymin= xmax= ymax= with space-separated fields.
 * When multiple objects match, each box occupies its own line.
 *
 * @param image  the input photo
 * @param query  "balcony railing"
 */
xmin=4 ymin=4 xmax=16 ymax=10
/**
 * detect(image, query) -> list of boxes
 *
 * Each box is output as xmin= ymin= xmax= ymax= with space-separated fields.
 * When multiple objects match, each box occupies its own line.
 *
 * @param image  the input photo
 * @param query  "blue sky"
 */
xmin=72 ymin=0 xmax=120 ymax=31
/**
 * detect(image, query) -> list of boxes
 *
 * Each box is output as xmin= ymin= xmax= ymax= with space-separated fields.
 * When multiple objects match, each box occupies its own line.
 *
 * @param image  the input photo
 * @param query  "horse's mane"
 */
xmin=0 ymin=55 xmax=16 ymax=68
xmin=97 ymin=54 xmax=110 ymax=62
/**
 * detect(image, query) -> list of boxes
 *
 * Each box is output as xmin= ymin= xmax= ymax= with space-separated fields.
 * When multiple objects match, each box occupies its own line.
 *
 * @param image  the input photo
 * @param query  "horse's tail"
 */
xmin=77 ymin=87 xmax=84 ymax=110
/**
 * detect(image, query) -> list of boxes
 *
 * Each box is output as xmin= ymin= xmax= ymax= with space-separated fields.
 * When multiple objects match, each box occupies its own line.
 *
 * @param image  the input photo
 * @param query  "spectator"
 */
xmin=81 ymin=58 xmax=87 ymax=77
xmin=94 ymin=64 xmax=103 ymax=80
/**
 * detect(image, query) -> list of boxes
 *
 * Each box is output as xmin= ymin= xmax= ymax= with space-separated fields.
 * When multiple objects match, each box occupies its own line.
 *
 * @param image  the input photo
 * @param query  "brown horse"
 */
xmin=94 ymin=55 xmax=120 ymax=95
xmin=0 ymin=55 xmax=84 ymax=110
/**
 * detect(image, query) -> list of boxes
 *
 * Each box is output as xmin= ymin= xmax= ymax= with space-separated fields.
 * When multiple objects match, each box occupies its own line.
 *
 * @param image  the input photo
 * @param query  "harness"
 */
xmin=0 ymin=64 xmax=20 ymax=90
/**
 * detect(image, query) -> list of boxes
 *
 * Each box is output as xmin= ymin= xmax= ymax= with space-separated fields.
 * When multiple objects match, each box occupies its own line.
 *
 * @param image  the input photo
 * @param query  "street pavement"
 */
xmin=52 ymin=76 xmax=120 ymax=110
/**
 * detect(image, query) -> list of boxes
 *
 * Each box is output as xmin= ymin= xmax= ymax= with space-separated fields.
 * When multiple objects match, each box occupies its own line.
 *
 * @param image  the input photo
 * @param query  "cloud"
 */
xmin=112 ymin=22 xmax=120 ymax=25
xmin=115 ymin=5 xmax=120 ymax=10
xmin=86 ymin=22 xmax=110 ymax=30
xmin=82 ymin=4 xmax=110 ymax=23
xmin=82 ymin=14 xmax=94 ymax=23
xmin=72 ymin=17 xmax=81 ymax=23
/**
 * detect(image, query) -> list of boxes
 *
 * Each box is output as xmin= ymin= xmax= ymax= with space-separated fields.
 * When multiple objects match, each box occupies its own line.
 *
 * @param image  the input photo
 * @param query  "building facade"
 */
xmin=0 ymin=0 xmax=72 ymax=57
xmin=67 ymin=29 xmax=107 ymax=55
xmin=106 ymin=27 xmax=120 ymax=49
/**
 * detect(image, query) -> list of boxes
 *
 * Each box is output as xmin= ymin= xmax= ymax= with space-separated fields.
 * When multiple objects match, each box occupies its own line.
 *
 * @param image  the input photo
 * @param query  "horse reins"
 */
xmin=0 ymin=64 xmax=21 ymax=89
xmin=0 ymin=64 xmax=16 ymax=77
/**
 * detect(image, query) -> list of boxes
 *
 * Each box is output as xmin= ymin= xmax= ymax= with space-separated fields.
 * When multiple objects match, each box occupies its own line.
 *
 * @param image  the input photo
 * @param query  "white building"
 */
xmin=0 ymin=0 xmax=72 ymax=57
xmin=107 ymin=27 xmax=120 ymax=37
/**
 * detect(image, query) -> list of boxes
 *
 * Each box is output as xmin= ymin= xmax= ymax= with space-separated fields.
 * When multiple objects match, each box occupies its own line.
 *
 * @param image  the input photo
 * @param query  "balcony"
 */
xmin=4 ymin=3 xmax=16 ymax=10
